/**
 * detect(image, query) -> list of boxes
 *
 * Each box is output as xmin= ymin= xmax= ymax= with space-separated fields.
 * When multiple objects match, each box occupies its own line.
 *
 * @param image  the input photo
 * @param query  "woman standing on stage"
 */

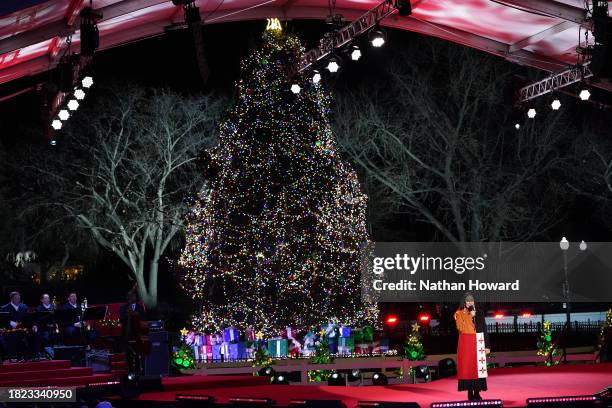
xmin=454 ymin=292 xmax=490 ymax=401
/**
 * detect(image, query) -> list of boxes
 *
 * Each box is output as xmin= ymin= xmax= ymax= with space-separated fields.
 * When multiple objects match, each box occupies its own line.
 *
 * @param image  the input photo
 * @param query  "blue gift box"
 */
xmin=212 ymin=344 xmax=223 ymax=361
xmin=339 ymin=326 xmax=351 ymax=337
xmin=228 ymin=342 xmax=247 ymax=360
xmin=223 ymin=327 xmax=240 ymax=343
xmin=267 ymin=339 xmax=288 ymax=358
xmin=379 ymin=338 xmax=389 ymax=352
xmin=328 ymin=338 xmax=338 ymax=354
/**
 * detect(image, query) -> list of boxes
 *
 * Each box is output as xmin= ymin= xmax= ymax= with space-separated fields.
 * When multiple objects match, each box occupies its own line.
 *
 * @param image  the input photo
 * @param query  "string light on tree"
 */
xmin=177 ymin=28 xmax=379 ymax=334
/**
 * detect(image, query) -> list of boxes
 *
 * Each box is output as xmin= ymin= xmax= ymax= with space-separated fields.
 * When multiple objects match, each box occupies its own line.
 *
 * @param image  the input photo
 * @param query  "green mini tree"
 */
xmin=404 ymin=323 xmax=426 ymax=360
xmin=537 ymin=321 xmax=559 ymax=366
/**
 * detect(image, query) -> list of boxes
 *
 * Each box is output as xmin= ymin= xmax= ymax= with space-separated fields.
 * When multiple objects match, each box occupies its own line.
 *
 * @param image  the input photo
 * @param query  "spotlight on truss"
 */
xmin=50 ymin=139 xmax=57 ymax=146
xmin=579 ymin=88 xmax=591 ymax=101
xmin=515 ymin=123 xmax=520 ymax=130
xmin=74 ymin=88 xmax=86 ymax=100
xmin=369 ymin=29 xmax=385 ymax=47
xmin=81 ymin=76 xmax=94 ymax=88
xmin=58 ymin=109 xmax=70 ymax=121
xmin=527 ymin=108 xmax=536 ymax=118
xmin=350 ymin=46 xmax=362 ymax=61
xmin=51 ymin=119 xmax=63 ymax=130
xmin=551 ymin=99 xmax=561 ymax=110
xmin=67 ymin=99 xmax=79 ymax=111
xmin=326 ymin=57 xmax=340 ymax=73
xmin=290 ymin=84 xmax=301 ymax=94
xmin=312 ymin=70 xmax=322 ymax=84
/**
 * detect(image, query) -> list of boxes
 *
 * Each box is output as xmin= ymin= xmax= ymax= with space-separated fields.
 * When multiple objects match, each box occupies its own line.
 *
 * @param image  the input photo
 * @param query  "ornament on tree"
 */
xmin=404 ymin=323 xmax=425 ymax=360
xmin=177 ymin=27 xmax=379 ymax=334
xmin=537 ymin=321 xmax=559 ymax=366
xmin=596 ymin=309 xmax=612 ymax=360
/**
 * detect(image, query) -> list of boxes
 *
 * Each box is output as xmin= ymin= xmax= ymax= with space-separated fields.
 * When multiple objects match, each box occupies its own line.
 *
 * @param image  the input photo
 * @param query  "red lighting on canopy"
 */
xmin=520 ymin=312 xmax=532 ymax=318
xmin=493 ymin=313 xmax=505 ymax=319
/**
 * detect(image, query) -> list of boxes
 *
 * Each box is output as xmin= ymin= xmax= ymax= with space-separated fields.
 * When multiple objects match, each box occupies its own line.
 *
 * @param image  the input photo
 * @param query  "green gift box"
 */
xmin=362 ymin=326 xmax=374 ymax=342
xmin=267 ymin=338 xmax=288 ymax=358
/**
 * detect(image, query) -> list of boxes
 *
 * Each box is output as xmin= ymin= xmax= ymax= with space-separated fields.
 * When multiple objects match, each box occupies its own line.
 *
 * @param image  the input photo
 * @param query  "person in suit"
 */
xmin=1 ymin=292 xmax=29 ymax=360
xmin=32 ymin=294 xmax=55 ymax=358
xmin=61 ymin=292 xmax=83 ymax=345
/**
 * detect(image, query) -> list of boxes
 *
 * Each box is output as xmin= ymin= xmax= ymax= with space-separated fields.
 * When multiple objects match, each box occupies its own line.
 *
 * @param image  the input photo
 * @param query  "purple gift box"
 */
xmin=228 ymin=342 xmax=247 ymax=360
xmin=223 ymin=327 xmax=240 ymax=343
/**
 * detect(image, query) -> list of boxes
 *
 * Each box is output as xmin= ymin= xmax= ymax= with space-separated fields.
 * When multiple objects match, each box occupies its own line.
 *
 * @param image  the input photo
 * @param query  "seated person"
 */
xmin=1 ymin=292 xmax=29 ymax=360
xmin=32 ymin=294 xmax=55 ymax=358
xmin=61 ymin=292 xmax=83 ymax=344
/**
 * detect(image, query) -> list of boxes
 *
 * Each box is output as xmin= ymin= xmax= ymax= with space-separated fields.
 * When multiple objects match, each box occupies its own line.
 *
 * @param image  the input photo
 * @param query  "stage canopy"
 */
xmin=0 ymin=0 xmax=595 ymax=88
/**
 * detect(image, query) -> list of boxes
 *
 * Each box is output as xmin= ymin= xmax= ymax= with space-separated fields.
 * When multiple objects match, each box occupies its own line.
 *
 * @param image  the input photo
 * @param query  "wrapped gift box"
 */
xmin=328 ymin=338 xmax=338 ymax=354
xmin=355 ymin=343 xmax=371 ymax=354
xmin=223 ymin=327 xmax=240 ymax=343
xmin=228 ymin=342 xmax=247 ymax=360
xmin=338 ymin=337 xmax=354 ymax=356
xmin=193 ymin=345 xmax=213 ymax=362
xmin=339 ymin=326 xmax=351 ymax=337
xmin=267 ymin=338 xmax=288 ymax=358
xmin=212 ymin=344 xmax=223 ymax=361
xmin=353 ymin=329 xmax=363 ymax=343
xmin=362 ymin=326 xmax=374 ymax=342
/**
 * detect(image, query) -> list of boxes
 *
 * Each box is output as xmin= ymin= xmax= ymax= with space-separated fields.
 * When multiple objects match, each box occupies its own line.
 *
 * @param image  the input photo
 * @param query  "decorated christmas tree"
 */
xmin=404 ymin=323 xmax=426 ymax=360
xmin=178 ymin=20 xmax=379 ymax=333
xmin=536 ymin=321 xmax=559 ymax=366
xmin=596 ymin=309 xmax=612 ymax=359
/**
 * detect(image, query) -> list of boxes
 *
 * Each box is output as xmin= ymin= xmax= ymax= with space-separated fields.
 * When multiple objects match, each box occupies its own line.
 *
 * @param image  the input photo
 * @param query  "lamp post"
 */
xmin=559 ymin=237 xmax=587 ymax=363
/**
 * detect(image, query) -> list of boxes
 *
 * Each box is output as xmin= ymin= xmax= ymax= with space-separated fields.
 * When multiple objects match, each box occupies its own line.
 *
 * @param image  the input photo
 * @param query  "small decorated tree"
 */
xmin=172 ymin=343 xmax=196 ymax=370
xmin=308 ymin=336 xmax=334 ymax=382
xmin=404 ymin=323 xmax=426 ymax=360
xmin=596 ymin=309 xmax=612 ymax=360
xmin=537 ymin=321 xmax=559 ymax=366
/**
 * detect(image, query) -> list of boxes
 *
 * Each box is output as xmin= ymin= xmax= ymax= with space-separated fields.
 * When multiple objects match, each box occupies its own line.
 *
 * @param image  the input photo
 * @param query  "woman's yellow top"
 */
xmin=454 ymin=308 xmax=476 ymax=334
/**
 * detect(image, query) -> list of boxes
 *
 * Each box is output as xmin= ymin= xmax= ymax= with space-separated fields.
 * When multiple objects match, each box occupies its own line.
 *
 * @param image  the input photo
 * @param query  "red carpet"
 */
xmin=137 ymin=363 xmax=612 ymax=407
xmin=0 ymin=360 xmax=116 ymax=388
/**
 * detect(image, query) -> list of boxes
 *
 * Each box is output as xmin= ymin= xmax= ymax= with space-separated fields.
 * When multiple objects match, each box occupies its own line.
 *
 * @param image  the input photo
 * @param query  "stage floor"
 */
xmin=138 ymin=363 xmax=612 ymax=407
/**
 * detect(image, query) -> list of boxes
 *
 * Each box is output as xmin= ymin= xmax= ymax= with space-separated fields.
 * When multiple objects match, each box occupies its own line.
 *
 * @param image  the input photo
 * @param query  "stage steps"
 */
xmin=0 ymin=360 xmax=118 ymax=388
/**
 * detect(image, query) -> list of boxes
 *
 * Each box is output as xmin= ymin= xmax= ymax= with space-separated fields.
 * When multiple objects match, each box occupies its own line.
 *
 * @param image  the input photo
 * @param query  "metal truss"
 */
xmin=518 ymin=62 xmax=593 ymax=102
xmin=296 ymin=0 xmax=397 ymax=73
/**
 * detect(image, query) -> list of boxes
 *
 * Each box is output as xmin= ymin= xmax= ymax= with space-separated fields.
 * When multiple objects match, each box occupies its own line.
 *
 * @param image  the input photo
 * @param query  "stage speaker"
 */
xmin=136 ymin=375 xmax=163 ymax=392
xmin=438 ymin=358 xmax=457 ymax=378
xmin=144 ymin=331 xmax=169 ymax=376
xmin=357 ymin=402 xmax=420 ymax=408
xmin=54 ymin=345 xmax=85 ymax=366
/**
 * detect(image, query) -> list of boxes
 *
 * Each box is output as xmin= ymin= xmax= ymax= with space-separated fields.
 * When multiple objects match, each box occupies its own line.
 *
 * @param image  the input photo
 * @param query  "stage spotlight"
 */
xmin=520 ymin=312 xmax=532 ymax=318
xmin=258 ymin=366 xmax=274 ymax=376
xmin=67 ymin=99 xmax=79 ymax=111
xmin=493 ymin=312 xmax=505 ymax=319
xmin=50 ymin=139 xmax=57 ymax=146
xmin=526 ymin=395 xmax=599 ymax=407
xmin=326 ymin=57 xmax=340 ymax=73
xmin=291 ymin=400 xmax=344 ymax=407
xmin=515 ymin=123 xmax=521 ymax=130
xmin=74 ymin=88 xmax=86 ymax=100
xmin=51 ymin=119 xmax=63 ymax=130
xmin=357 ymin=403 xmax=420 ymax=408
xmin=438 ymin=358 xmax=457 ymax=378
xmin=372 ymin=372 xmax=388 ymax=385
xmin=58 ymin=109 xmax=70 ymax=121
xmin=431 ymin=400 xmax=503 ymax=407
xmin=551 ymin=99 xmax=561 ymax=110
xmin=579 ymin=88 xmax=591 ymax=101
xmin=271 ymin=373 xmax=290 ymax=384
xmin=350 ymin=46 xmax=362 ymax=61
xmin=369 ymin=29 xmax=386 ymax=47
xmin=414 ymin=365 xmax=430 ymax=382
xmin=82 ymin=76 xmax=94 ymax=88
xmin=527 ymin=108 xmax=536 ymax=118
xmin=348 ymin=368 xmax=361 ymax=382
xmin=291 ymin=84 xmax=301 ymax=94
xmin=312 ymin=70 xmax=322 ymax=84
xmin=327 ymin=372 xmax=345 ymax=386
